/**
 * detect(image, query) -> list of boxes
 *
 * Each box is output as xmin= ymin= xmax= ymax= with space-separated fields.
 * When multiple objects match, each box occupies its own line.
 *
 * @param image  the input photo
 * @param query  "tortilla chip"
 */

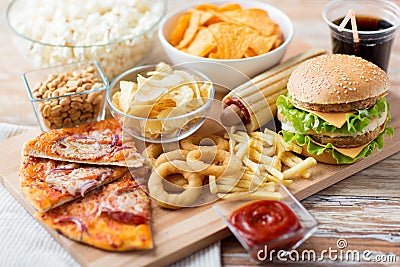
xmin=208 ymin=22 xmax=258 ymax=59
xmin=170 ymin=13 xmax=191 ymax=46
xmin=249 ymin=35 xmax=278 ymax=55
xmin=222 ymin=9 xmax=277 ymax=37
xmin=244 ymin=48 xmax=258 ymax=58
xmin=217 ymin=3 xmax=242 ymax=12
xmin=177 ymin=11 xmax=201 ymax=49
xmin=192 ymin=9 xmax=214 ymax=25
xmin=186 ymin=27 xmax=216 ymax=57
xmin=170 ymin=3 xmax=284 ymax=59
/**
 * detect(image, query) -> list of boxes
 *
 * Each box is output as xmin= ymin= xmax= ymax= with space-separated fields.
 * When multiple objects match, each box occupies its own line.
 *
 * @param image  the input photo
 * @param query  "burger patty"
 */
xmin=310 ymin=122 xmax=386 ymax=148
xmin=292 ymin=96 xmax=378 ymax=113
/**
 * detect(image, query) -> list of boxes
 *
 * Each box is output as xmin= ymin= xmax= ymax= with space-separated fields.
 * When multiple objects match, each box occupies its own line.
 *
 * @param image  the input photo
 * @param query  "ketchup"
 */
xmin=229 ymin=200 xmax=302 ymax=249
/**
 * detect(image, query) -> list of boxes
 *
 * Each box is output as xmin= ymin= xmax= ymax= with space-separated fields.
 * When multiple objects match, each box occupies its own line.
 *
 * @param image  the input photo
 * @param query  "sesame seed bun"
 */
xmin=287 ymin=54 xmax=389 ymax=112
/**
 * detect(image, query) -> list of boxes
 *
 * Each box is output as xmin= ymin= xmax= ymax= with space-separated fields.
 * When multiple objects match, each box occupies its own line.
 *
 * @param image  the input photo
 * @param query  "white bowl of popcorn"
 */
xmin=6 ymin=0 xmax=167 ymax=79
xmin=107 ymin=63 xmax=215 ymax=143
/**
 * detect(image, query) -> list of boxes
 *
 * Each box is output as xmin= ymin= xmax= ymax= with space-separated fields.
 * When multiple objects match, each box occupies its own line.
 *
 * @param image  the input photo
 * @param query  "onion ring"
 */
xmin=154 ymin=149 xmax=189 ymax=168
xmin=148 ymin=161 xmax=204 ymax=209
xmin=142 ymin=143 xmax=163 ymax=165
xmin=163 ymin=174 xmax=189 ymax=193
xmin=180 ymin=134 xmax=229 ymax=151
xmin=186 ymin=147 xmax=242 ymax=177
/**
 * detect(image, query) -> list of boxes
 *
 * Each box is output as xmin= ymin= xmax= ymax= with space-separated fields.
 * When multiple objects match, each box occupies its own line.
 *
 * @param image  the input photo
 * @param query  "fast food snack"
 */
xmin=143 ymin=134 xmax=242 ymax=209
xmin=30 ymin=64 xmax=106 ymax=130
xmin=142 ymin=143 xmax=164 ymax=166
xmin=20 ymin=156 xmax=127 ymax=212
xmin=22 ymin=120 xmax=145 ymax=167
xmin=8 ymin=0 xmax=165 ymax=78
xmin=180 ymin=134 xmax=229 ymax=151
xmin=221 ymin=48 xmax=327 ymax=131
xmin=154 ymin=149 xmax=189 ymax=168
xmin=148 ymin=161 xmax=204 ymax=209
xmin=186 ymin=147 xmax=242 ymax=177
xmin=111 ymin=62 xmax=213 ymax=138
xmin=276 ymin=54 xmax=393 ymax=164
xmin=213 ymin=127 xmax=317 ymax=200
xmin=169 ymin=3 xmax=284 ymax=59
xmin=36 ymin=173 xmax=153 ymax=251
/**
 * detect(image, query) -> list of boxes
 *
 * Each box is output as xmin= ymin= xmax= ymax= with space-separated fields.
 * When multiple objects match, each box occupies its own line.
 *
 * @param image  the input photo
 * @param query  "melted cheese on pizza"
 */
xmin=45 ymin=166 xmax=113 ymax=196
xmin=100 ymin=186 xmax=150 ymax=224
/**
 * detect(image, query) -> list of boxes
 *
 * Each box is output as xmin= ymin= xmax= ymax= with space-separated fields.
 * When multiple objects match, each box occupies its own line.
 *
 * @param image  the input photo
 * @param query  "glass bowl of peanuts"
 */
xmin=23 ymin=60 xmax=109 ymax=131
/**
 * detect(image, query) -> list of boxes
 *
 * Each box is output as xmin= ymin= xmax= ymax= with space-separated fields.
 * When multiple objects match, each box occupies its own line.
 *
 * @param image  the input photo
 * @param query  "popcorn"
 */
xmin=8 ymin=0 xmax=165 ymax=78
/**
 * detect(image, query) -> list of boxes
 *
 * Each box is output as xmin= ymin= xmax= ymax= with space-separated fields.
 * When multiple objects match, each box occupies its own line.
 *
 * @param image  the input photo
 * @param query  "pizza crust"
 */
xmin=22 ymin=120 xmax=145 ymax=167
xmin=20 ymin=156 xmax=127 ymax=212
xmin=35 ymin=173 xmax=153 ymax=251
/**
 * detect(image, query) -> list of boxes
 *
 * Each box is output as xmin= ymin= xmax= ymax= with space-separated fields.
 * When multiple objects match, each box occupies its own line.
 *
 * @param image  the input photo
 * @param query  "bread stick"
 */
xmin=221 ymin=48 xmax=327 ymax=131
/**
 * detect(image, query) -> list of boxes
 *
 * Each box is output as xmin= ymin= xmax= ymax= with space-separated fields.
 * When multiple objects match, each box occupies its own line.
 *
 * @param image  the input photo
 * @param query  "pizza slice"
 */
xmin=23 ymin=120 xmax=145 ymax=167
xmin=36 ymin=172 xmax=153 ymax=251
xmin=20 ymin=156 xmax=128 ymax=212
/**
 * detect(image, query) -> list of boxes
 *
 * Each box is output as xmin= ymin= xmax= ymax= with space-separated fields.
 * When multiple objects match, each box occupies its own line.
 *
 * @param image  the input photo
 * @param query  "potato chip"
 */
xmin=156 ymin=107 xmax=174 ymax=118
xmin=142 ymin=120 xmax=162 ymax=135
xmin=208 ymin=22 xmax=258 ymax=59
xmin=119 ymin=81 xmax=136 ymax=111
xmin=199 ymin=82 xmax=212 ymax=98
xmin=152 ymin=98 xmax=176 ymax=114
xmin=177 ymin=11 xmax=201 ymax=49
xmin=111 ymin=92 xmax=122 ymax=111
xmin=162 ymin=106 xmax=194 ymax=133
xmin=112 ymin=63 xmax=212 ymax=138
xmin=170 ymin=13 xmax=191 ymax=46
xmin=186 ymin=27 xmax=216 ymax=57
xmin=128 ymin=104 xmax=154 ymax=118
xmin=168 ymin=85 xmax=194 ymax=106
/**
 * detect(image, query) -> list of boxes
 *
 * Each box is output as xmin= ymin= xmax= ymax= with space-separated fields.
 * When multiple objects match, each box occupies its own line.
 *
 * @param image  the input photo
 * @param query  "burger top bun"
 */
xmin=287 ymin=54 xmax=389 ymax=105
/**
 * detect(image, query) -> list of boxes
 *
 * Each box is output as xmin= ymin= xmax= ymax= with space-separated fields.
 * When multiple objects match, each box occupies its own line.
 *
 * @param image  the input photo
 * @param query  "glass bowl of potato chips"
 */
xmin=158 ymin=1 xmax=293 ymax=91
xmin=107 ymin=62 xmax=214 ymax=143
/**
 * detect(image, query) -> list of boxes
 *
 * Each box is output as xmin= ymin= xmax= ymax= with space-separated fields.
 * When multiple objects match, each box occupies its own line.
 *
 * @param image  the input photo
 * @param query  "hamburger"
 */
xmin=276 ymin=54 xmax=393 ymax=164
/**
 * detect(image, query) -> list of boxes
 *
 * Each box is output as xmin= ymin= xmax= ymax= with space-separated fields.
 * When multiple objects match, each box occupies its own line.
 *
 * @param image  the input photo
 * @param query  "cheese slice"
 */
xmin=309 ymin=125 xmax=386 ymax=159
xmin=308 ymin=111 xmax=351 ymax=128
xmin=291 ymin=92 xmax=389 ymax=129
xmin=333 ymin=144 xmax=369 ymax=158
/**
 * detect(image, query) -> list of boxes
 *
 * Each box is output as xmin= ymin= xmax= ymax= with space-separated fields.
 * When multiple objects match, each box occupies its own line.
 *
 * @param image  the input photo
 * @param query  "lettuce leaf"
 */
xmin=276 ymin=95 xmax=388 ymax=135
xmin=282 ymin=127 xmax=394 ymax=164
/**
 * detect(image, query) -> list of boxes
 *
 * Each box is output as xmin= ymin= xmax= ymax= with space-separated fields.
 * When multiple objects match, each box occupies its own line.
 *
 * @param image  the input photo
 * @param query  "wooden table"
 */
xmin=1 ymin=0 xmax=399 ymax=266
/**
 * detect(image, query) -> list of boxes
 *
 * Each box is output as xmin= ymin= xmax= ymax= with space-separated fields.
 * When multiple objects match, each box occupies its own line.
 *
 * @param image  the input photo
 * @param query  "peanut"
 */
xmin=43 ymin=118 xmax=52 ymax=129
xmin=31 ymin=64 xmax=104 ymax=129
xmin=59 ymin=98 xmax=70 ymax=106
xmin=42 ymin=104 xmax=51 ymax=117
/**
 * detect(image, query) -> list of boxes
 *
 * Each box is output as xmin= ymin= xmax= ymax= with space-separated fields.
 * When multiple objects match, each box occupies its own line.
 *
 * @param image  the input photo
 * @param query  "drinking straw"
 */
xmin=338 ymin=9 xmax=360 ymax=43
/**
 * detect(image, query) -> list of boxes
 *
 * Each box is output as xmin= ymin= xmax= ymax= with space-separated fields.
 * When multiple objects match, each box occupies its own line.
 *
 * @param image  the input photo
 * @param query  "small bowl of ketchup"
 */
xmin=213 ymin=184 xmax=318 ymax=263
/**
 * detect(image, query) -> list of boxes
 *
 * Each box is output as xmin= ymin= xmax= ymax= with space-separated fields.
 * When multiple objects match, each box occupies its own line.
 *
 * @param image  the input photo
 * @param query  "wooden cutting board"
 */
xmin=1 ymin=43 xmax=400 ymax=266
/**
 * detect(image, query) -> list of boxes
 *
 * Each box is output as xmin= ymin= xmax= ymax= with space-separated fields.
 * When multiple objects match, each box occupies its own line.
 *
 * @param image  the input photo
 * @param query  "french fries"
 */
xmin=210 ymin=128 xmax=317 ymax=200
